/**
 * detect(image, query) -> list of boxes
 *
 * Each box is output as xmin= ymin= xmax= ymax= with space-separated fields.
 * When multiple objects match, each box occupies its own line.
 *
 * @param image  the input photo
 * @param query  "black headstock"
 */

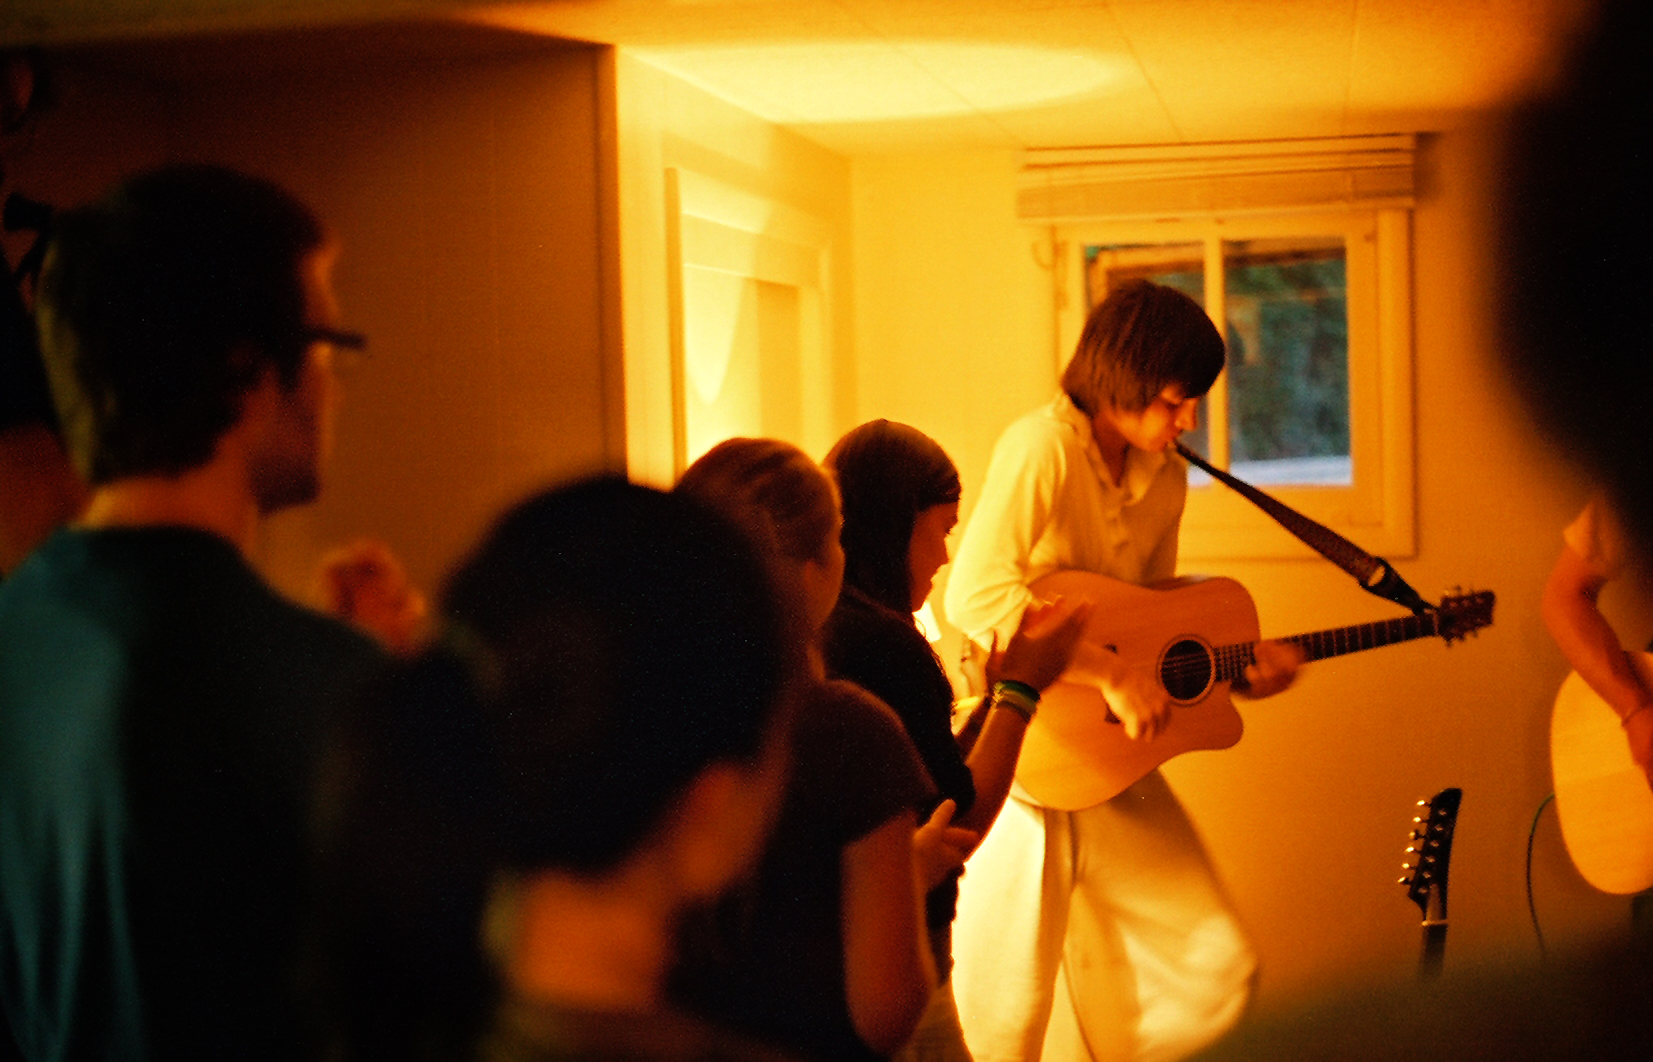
xmin=1400 ymin=787 xmax=1462 ymax=923
xmin=1436 ymin=590 xmax=1495 ymax=644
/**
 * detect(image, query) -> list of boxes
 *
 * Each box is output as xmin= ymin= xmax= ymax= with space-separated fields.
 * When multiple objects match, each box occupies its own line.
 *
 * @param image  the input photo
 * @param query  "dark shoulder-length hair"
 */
xmin=1061 ymin=278 xmax=1226 ymax=416
xmin=824 ymin=420 xmax=960 ymax=616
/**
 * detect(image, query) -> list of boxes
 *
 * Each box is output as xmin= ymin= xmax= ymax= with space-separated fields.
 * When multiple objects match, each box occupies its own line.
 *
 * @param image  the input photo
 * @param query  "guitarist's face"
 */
xmin=1103 ymin=384 xmax=1200 ymax=455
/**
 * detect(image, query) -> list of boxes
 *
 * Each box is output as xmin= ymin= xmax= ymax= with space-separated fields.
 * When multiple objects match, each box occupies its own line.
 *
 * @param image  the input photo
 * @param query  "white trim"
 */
xmin=663 ymin=167 xmax=835 ymax=474
xmin=1019 ymin=134 xmax=1416 ymax=223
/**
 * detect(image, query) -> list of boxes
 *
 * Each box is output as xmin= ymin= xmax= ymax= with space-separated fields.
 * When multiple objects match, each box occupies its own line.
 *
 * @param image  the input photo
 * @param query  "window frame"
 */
xmin=1051 ymin=207 xmax=1414 ymax=560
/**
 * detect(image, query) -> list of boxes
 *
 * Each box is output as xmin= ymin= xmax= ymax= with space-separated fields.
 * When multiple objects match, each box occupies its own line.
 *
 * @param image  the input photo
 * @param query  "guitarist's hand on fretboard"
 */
xmin=1233 ymin=639 xmax=1304 ymax=700
xmin=1016 ymin=572 xmax=1495 ymax=810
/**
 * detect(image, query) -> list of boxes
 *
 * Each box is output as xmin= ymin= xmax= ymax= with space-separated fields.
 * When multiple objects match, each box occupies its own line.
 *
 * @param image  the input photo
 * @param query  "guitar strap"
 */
xmin=1175 ymin=442 xmax=1434 ymax=616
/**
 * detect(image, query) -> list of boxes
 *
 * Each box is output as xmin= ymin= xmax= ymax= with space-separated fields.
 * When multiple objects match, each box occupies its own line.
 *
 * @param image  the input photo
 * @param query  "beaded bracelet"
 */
xmin=995 ymin=679 xmax=1040 ymax=704
xmin=991 ymin=680 xmax=1039 ymax=724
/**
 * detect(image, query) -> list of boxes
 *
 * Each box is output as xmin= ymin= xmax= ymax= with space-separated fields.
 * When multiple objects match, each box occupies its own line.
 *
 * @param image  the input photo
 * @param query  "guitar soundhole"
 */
xmin=1161 ymin=639 xmax=1214 ymax=702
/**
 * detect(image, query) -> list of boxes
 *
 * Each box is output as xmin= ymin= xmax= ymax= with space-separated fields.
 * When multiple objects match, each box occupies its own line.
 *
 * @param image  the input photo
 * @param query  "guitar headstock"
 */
xmin=1436 ymin=589 xmax=1495 ymax=644
xmin=1400 ymin=787 xmax=1462 ymax=923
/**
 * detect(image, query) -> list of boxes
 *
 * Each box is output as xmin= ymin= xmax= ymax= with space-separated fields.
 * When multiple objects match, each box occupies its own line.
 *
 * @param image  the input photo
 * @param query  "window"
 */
xmin=1085 ymin=229 xmax=1352 ymax=487
xmin=1024 ymin=137 xmax=1415 ymax=560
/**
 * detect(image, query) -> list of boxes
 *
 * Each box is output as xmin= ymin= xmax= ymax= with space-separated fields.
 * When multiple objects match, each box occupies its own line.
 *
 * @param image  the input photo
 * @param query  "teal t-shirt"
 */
xmin=0 ymin=527 xmax=385 ymax=1061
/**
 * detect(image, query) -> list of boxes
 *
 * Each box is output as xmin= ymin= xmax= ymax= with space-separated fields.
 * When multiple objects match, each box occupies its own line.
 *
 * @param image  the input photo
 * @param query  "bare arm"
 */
xmin=840 ymin=811 xmax=936 ymax=1054
xmin=1543 ymin=541 xmax=1653 ymax=781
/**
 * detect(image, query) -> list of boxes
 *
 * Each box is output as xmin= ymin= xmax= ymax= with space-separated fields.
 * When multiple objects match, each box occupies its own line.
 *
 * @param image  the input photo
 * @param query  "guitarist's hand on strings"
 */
xmin=1235 ymin=639 xmax=1304 ymax=700
xmin=985 ymin=595 xmax=1093 ymax=695
xmin=1099 ymin=664 xmax=1174 ymax=742
xmin=1623 ymin=703 xmax=1653 ymax=791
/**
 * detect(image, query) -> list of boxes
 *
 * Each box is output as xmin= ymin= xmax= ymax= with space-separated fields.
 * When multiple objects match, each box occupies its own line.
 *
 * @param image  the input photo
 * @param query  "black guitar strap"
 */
xmin=1175 ymin=442 xmax=1434 ymax=617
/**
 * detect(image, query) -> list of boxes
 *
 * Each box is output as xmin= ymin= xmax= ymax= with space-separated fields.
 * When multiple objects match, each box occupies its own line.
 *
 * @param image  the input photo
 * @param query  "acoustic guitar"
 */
xmin=1014 ymin=571 xmax=1495 ymax=810
xmin=1399 ymin=787 xmax=1462 ymax=980
xmin=1550 ymin=653 xmax=1653 ymax=895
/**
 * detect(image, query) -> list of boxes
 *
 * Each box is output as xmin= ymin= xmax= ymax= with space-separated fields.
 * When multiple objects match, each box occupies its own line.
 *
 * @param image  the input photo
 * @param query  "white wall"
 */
xmin=613 ymin=52 xmax=854 ymax=485
xmin=849 ymin=126 xmax=1647 ymax=1014
xmin=27 ymin=27 xmax=625 ymax=600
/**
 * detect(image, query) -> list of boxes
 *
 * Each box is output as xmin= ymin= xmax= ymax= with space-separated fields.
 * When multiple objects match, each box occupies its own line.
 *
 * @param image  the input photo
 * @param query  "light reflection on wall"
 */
xmin=681 ymin=266 xmax=803 ymax=466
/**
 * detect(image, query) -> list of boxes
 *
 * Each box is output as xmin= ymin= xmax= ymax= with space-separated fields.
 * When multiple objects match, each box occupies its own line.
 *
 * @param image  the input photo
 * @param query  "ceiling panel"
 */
xmin=1347 ymin=0 xmax=1579 ymax=116
xmin=2 ymin=0 xmax=1580 ymax=157
xmin=1107 ymin=0 xmax=1358 ymax=141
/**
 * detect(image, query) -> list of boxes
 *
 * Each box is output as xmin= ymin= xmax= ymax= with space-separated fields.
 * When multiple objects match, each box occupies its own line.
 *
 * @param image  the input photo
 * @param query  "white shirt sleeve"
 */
xmin=944 ymin=414 xmax=1064 ymax=646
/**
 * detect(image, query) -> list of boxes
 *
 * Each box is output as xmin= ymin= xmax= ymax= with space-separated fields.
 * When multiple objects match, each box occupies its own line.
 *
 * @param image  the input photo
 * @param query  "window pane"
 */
xmin=1223 ymin=237 xmax=1350 ymax=486
xmin=1083 ymin=243 xmax=1208 ymax=457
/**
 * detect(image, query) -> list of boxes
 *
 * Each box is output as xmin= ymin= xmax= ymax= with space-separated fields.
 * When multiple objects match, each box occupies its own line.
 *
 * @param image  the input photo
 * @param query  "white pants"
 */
xmin=951 ymin=772 xmax=1255 ymax=1062
xmin=893 ymin=978 xmax=974 ymax=1062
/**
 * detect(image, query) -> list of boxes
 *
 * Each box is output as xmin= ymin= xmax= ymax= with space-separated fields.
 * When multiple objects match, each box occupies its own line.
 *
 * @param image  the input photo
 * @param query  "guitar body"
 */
xmin=1016 ymin=572 xmax=1259 ymax=811
xmin=1551 ymin=653 xmax=1653 ymax=895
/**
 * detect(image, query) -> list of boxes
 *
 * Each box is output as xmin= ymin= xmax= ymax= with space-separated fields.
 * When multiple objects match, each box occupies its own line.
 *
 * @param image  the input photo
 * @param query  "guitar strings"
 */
xmin=1154 ymin=615 xmax=1458 ymax=686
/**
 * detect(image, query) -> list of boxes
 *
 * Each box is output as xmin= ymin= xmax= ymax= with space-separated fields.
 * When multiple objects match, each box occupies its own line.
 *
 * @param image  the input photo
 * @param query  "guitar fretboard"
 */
xmin=1212 ymin=612 xmax=1441 ymax=682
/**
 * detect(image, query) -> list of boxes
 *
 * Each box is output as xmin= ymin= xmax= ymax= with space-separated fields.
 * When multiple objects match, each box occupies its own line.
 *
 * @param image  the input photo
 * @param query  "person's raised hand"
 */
xmin=986 ymin=595 xmax=1093 ymax=694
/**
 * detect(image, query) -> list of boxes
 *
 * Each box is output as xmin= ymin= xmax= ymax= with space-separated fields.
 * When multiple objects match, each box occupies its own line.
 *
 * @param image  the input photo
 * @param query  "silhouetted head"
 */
xmin=676 ymin=437 xmax=844 ymax=634
xmin=35 ymin=164 xmax=333 ymax=492
xmin=1496 ymin=0 xmax=1652 ymax=558
xmin=325 ymin=477 xmax=798 ymax=1059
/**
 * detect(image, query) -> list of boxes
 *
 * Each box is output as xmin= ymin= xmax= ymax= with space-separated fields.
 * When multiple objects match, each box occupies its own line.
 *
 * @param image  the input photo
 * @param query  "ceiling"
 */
xmin=3 ymin=0 xmax=1587 ymax=156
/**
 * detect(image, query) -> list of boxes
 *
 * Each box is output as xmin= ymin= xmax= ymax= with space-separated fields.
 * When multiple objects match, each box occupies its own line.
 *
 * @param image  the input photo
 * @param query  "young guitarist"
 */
xmin=944 ymin=280 xmax=1299 ymax=1062
xmin=1543 ymin=496 xmax=1653 ymax=791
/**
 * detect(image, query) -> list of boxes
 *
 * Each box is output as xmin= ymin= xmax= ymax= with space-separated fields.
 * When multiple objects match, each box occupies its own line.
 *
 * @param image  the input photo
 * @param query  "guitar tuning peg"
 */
xmin=1413 ymin=815 xmax=1424 ymax=825
xmin=1397 ymin=876 xmax=1411 ymax=885
xmin=1416 ymin=798 xmax=1428 ymax=807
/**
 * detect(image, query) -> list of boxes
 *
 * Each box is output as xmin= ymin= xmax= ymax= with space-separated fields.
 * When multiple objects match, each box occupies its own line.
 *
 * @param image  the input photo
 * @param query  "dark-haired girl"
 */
xmin=671 ymin=437 xmax=952 ymax=1062
xmin=822 ymin=420 xmax=1089 ymax=1062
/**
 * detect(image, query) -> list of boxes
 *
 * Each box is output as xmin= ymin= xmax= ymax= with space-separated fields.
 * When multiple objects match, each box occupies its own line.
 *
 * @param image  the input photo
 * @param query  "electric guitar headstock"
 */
xmin=1399 ymin=786 xmax=1462 ymax=978
xmin=1435 ymin=589 xmax=1495 ymax=644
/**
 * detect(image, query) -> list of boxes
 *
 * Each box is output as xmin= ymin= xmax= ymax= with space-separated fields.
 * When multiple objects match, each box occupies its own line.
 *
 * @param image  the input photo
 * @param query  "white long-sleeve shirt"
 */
xmin=943 ymin=393 xmax=1187 ymax=646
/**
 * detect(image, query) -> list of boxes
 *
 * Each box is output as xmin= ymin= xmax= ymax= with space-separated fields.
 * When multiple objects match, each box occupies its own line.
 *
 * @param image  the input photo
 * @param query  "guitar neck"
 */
xmin=1213 ymin=611 xmax=1440 ymax=682
xmin=1419 ymin=922 xmax=1447 ymax=980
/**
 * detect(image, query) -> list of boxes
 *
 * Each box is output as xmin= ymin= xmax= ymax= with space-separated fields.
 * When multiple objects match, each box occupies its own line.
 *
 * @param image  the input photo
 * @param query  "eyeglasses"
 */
xmin=303 ymin=327 xmax=368 ymax=352
xmin=302 ymin=327 xmax=369 ymax=374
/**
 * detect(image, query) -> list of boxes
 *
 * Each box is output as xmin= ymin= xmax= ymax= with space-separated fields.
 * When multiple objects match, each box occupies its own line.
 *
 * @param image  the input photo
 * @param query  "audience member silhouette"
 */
xmin=671 ymin=438 xmax=957 ymax=1060
xmin=0 ymin=164 xmax=386 ymax=1060
xmin=322 ymin=477 xmax=802 ymax=1062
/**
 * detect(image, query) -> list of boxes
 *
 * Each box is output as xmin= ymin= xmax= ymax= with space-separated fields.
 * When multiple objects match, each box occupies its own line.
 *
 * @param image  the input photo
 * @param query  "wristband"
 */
xmin=995 ymin=679 xmax=1040 ymax=704
xmin=991 ymin=681 xmax=1038 ymax=724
